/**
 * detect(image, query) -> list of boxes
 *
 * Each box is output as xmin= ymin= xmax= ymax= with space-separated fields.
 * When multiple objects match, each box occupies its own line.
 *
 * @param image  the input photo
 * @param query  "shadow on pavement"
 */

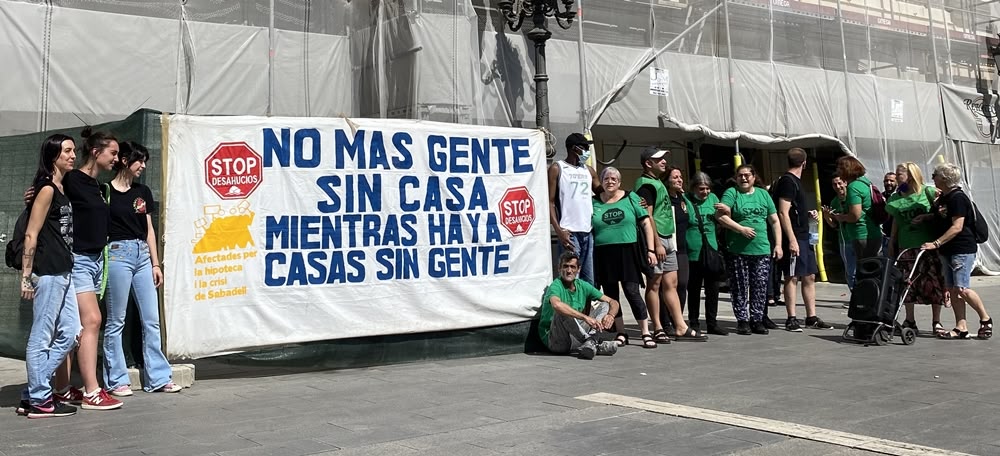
xmin=0 ymin=384 xmax=24 ymax=409
xmin=808 ymin=334 xmax=850 ymax=344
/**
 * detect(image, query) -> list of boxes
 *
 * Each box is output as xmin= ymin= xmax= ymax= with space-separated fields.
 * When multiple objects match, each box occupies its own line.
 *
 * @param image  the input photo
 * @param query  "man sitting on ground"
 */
xmin=538 ymin=252 xmax=621 ymax=359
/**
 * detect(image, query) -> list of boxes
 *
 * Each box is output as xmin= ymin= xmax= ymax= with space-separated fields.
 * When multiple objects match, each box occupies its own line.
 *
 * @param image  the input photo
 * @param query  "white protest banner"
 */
xmin=162 ymin=115 xmax=551 ymax=358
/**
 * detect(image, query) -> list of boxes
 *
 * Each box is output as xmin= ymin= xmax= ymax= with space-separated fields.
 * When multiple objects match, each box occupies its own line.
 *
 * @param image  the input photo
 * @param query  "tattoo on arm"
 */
xmin=23 ymin=247 xmax=35 ymax=258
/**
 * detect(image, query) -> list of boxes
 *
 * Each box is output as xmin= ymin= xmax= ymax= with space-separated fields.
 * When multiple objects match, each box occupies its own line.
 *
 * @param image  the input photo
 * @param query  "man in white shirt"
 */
xmin=547 ymin=133 xmax=600 ymax=284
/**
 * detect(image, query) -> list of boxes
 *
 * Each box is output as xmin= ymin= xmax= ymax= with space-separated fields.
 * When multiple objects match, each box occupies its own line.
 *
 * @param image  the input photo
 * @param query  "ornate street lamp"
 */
xmin=497 ymin=0 xmax=578 ymax=152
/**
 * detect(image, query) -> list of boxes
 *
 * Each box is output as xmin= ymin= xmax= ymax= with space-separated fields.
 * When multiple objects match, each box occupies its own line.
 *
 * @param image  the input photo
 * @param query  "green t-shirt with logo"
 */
xmin=721 ymin=187 xmax=776 ymax=256
xmin=538 ymin=278 xmax=603 ymax=349
xmin=592 ymin=192 xmax=648 ymax=247
xmin=844 ymin=176 xmax=880 ymax=241
xmin=634 ymin=175 xmax=674 ymax=236
xmin=685 ymin=193 xmax=719 ymax=261
xmin=886 ymin=186 xmax=936 ymax=249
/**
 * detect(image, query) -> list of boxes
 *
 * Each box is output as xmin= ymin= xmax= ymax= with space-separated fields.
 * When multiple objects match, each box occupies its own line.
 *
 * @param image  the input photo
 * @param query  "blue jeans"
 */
xmin=839 ymin=241 xmax=856 ymax=290
xmin=71 ymin=252 xmax=103 ymax=294
xmin=940 ymin=252 xmax=976 ymax=289
xmin=558 ymin=231 xmax=594 ymax=285
xmin=25 ymin=273 xmax=81 ymax=405
xmin=102 ymin=240 xmax=172 ymax=391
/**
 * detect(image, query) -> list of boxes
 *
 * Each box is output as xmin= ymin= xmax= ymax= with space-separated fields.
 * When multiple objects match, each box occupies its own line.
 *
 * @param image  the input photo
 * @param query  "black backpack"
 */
xmin=955 ymin=190 xmax=989 ymax=244
xmin=4 ymin=207 xmax=30 ymax=270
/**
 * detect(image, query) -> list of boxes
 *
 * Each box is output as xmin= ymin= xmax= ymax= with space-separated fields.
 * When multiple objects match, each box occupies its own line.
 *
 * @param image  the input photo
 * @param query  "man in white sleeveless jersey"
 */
xmin=548 ymin=133 xmax=600 ymax=284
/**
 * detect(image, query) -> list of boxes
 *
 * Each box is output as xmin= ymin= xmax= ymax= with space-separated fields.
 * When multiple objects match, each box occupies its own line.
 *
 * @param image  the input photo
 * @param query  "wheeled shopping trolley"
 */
xmin=842 ymin=249 xmax=927 ymax=346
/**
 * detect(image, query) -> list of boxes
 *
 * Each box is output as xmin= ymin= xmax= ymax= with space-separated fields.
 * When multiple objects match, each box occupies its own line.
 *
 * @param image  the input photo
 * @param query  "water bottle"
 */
xmin=808 ymin=218 xmax=820 ymax=245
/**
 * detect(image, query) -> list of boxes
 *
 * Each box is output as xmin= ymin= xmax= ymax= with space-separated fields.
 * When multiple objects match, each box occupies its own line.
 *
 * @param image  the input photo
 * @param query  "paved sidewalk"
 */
xmin=1 ymin=278 xmax=999 ymax=456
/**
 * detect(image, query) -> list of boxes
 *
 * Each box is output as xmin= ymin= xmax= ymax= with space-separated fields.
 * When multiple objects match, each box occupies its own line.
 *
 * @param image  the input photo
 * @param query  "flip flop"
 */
xmin=673 ymin=327 xmax=708 ymax=342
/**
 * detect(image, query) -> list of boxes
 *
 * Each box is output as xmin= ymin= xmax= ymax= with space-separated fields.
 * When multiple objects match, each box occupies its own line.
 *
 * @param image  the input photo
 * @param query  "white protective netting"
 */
xmin=2 ymin=0 xmax=1000 ymax=267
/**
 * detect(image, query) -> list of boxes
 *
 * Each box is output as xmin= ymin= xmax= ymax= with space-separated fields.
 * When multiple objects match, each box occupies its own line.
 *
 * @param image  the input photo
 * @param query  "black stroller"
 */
xmin=842 ymin=249 xmax=926 ymax=346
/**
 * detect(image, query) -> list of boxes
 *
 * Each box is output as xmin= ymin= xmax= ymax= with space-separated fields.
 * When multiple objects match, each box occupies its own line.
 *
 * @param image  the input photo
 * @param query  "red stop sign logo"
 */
xmin=204 ymin=142 xmax=263 ymax=200
xmin=498 ymin=186 xmax=536 ymax=236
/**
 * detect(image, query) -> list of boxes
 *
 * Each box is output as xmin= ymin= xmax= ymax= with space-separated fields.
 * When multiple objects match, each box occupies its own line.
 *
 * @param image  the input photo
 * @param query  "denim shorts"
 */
xmin=939 ymin=253 xmax=975 ymax=289
xmin=71 ymin=252 xmax=103 ymax=294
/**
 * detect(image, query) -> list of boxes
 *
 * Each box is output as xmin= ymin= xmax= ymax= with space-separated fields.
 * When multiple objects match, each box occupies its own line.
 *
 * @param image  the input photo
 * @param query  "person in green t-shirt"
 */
xmin=591 ymin=166 xmax=658 ymax=348
xmin=538 ymin=251 xmax=621 ymax=359
xmin=684 ymin=172 xmax=727 ymax=336
xmin=715 ymin=164 xmax=783 ymax=335
xmin=822 ymin=176 xmax=855 ymax=290
xmin=885 ymin=162 xmax=948 ymax=334
xmin=831 ymin=156 xmax=882 ymax=261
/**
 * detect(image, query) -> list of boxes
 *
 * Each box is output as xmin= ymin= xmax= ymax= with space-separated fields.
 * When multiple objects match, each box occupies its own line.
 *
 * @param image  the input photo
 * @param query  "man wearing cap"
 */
xmin=636 ymin=147 xmax=708 ymax=342
xmin=548 ymin=133 xmax=601 ymax=284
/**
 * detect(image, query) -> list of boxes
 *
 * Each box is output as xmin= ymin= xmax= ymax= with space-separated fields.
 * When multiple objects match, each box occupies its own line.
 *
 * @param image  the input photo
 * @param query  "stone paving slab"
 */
xmin=3 ymin=279 xmax=1000 ymax=455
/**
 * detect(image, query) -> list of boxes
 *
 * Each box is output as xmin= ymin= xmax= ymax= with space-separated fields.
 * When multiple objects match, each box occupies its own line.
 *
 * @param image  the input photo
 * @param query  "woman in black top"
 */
xmin=919 ymin=163 xmax=992 ymax=340
xmin=52 ymin=128 xmax=124 ymax=410
xmin=102 ymin=142 xmax=181 ymax=394
xmin=18 ymin=134 xmax=81 ymax=418
xmin=664 ymin=167 xmax=690 ymax=330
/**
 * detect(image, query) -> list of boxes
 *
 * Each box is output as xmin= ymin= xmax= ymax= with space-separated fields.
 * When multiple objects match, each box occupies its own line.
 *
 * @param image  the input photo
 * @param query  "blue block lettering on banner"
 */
xmin=427 ymin=245 xmax=510 ymax=278
xmin=426 ymin=136 xmax=534 ymax=174
xmin=375 ymin=248 xmax=420 ymax=280
xmin=264 ymin=250 xmax=366 ymax=286
xmin=316 ymin=175 xmax=382 ymax=213
xmin=263 ymin=128 xmax=321 ymax=168
xmin=398 ymin=176 xmax=487 ymax=212
xmin=334 ymin=129 xmax=415 ymax=170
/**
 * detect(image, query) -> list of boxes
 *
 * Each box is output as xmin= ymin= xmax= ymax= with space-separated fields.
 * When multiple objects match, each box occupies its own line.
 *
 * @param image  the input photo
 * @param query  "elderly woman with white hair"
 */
xmin=919 ymin=163 xmax=992 ymax=340
xmin=591 ymin=166 xmax=660 ymax=348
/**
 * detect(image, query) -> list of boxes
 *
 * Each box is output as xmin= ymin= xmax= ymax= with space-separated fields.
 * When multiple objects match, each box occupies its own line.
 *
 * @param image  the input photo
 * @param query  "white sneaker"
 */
xmin=109 ymin=385 xmax=133 ymax=397
xmin=155 ymin=382 xmax=182 ymax=393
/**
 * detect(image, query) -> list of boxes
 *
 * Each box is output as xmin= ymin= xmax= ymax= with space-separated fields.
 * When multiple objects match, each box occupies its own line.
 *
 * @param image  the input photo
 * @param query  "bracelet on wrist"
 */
xmin=647 ymin=249 xmax=656 ymax=253
xmin=152 ymin=264 xmax=161 ymax=268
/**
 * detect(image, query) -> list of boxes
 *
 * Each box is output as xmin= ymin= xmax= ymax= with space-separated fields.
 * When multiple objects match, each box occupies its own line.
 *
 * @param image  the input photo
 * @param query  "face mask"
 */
xmin=898 ymin=182 xmax=909 ymax=193
xmin=578 ymin=147 xmax=592 ymax=163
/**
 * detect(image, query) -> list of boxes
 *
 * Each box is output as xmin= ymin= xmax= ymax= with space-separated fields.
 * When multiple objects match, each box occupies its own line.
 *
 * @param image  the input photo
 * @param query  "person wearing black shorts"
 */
xmin=773 ymin=148 xmax=832 ymax=332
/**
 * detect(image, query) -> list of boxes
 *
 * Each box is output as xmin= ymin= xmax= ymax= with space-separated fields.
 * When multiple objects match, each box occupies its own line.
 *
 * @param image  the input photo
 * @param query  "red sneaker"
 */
xmin=80 ymin=389 xmax=123 ymax=410
xmin=54 ymin=386 xmax=84 ymax=405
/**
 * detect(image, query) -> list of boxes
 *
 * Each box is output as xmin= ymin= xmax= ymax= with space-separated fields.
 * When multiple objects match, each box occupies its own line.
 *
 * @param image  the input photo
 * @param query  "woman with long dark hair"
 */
xmin=102 ymin=141 xmax=181 ymax=394
xmin=17 ymin=134 xmax=81 ymax=418
xmin=664 ymin=167 xmax=691 ymax=332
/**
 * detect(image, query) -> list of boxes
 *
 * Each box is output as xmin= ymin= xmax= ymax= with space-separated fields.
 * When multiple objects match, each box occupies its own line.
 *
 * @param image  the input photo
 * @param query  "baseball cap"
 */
xmin=565 ymin=133 xmax=593 ymax=150
xmin=640 ymin=146 xmax=668 ymax=163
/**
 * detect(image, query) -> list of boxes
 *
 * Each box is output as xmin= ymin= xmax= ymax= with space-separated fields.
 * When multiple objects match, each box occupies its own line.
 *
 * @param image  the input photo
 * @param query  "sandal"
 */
xmin=614 ymin=332 xmax=629 ymax=347
xmin=640 ymin=333 xmax=657 ymax=349
xmin=932 ymin=321 xmax=946 ymax=336
xmin=673 ymin=327 xmax=709 ymax=342
xmin=938 ymin=328 xmax=971 ymax=340
xmin=652 ymin=329 xmax=672 ymax=344
xmin=978 ymin=318 xmax=993 ymax=340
